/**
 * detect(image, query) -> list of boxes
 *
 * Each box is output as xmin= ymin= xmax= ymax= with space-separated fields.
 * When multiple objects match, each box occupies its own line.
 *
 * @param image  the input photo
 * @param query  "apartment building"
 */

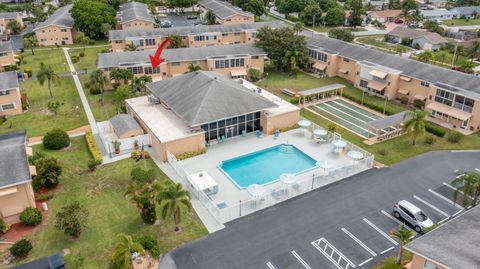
xmin=199 ymin=0 xmax=254 ymax=25
xmin=34 ymin=4 xmax=75 ymax=46
xmin=0 ymin=41 xmax=16 ymax=71
xmin=404 ymin=205 xmax=480 ymax=269
xmin=0 ymin=12 xmax=23 ymax=35
xmin=0 ymin=71 xmax=21 ymax=116
xmin=109 ymin=21 xmax=285 ymax=52
xmin=117 ymin=1 xmax=155 ymax=30
xmin=307 ymin=35 xmax=480 ymax=133
xmin=0 ymin=131 xmax=36 ymax=224
xmin=97 ymin=43 xmax=265 ymax=81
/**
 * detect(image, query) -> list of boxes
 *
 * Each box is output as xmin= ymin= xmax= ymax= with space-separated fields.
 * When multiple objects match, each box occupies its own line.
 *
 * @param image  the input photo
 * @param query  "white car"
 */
xmin=393 ymin=200 xmax=435 ymax=233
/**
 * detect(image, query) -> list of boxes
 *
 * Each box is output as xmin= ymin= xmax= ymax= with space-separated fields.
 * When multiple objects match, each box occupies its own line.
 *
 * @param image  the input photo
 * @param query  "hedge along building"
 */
xmin=199 ymin=0 xmax=254 ymax=25
xmin=33 ymin=4 xmax=75 ymax=46
xmin=117 ymin=1 xmax=155 ymax=30
xmin=0 ymin=131 xmax=36 ymax=224
xmin=125 ymin=71 xmax=300 ymax=161
xmin=307 ymin=35 xmax=480 ymax=134
xmin=97 ymin=43 xmax=266 ymax=81
xmin=108 ymin=21 xmax=285 ymax=52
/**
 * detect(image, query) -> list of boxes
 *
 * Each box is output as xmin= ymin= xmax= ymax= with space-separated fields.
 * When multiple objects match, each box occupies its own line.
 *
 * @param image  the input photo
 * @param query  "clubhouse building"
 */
xmin=97 ymin=43 xmax=265 ymax=81
xmin=125 ymin=71 xmax=299 ymax=161
xmin=108 ymin=21 xmax=284 ymax=52
xmin=307 ymin=35 xmax=480 ymax=133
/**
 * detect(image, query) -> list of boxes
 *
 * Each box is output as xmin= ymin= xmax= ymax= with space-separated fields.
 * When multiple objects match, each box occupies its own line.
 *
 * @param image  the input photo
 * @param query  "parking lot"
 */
xmin=164 ymin=14 xmax=201 ymax=27
xmin=263 ymin=181 xmax=466 ymax=269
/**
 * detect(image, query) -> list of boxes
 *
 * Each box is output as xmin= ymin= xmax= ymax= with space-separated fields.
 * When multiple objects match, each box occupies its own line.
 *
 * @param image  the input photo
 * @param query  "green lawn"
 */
xmin=257 ymin=70 xmax=480 ymax=165
xmin=443 ymin=19 xmax=480 ymax=26
xmin=21 ymin=137 xmax=207 ymax=268
xmin=313 ymin=26 xmax=367 ymax=32
xmin=356 ymin=35 xmax=413 ymax=53
xmin=70 ymin=45 xmax=109 ymax=71
xmin=0 ymin=77 xmax=88 ymax=137
xmin=21 ymin=48 xmax=67 ymax=75
xmin=79 ymin=74 xmax=119 ymax=122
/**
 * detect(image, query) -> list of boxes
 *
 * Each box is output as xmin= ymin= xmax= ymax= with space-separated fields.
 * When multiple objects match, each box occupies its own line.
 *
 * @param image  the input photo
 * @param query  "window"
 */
xmin=234 ymin=32 xmax=241 ymax=36
xmin=420 ymin=81 xmax=430 ymax=87
xmin=0 ymin=90 xmax=10 ymax=96
xmin=359 ymin=80 xmax=368 ymax=89
xmin=454 ymin=95 xmax=475 ymax=113
xmin=103 ymin=67 xmax=113 ymax=72
xmin=434 ymin=89 xmax=454 ymax=106
xmin=222 ymin=33 xmax=229 ymax=36
xmin=126 ymin=66 xmax=143 ymax=74
xmin=194 ymin=35 xmax=216 ymax=41
xmin=144 ymin=66 xmax=161 ymax=74
xmin=252 ymin=32 xmax=257 ymax=38
xmin=343 ymin=57 xmax=350 ymax=62
xmin=423 ymin=260 xmax=439 ymax=269
xmin=0 ymin=52 xmax=7 ymax=57
xmin=171 ymin=62 xmax=180 ymax=66
xmin=145 ymin=38 xmax=155 ymax=46
xmin=251 ymin=55 xmax=259 ymax=59
xmin=60 ymin=29 xmax=67 ymax=32
xmin=308 ymin=49 xmax=327 ymax=62
xmin=1 ymin=103 xmax=14 ymax=110
xmin=62 ymin=37 xmax=69 ymax=41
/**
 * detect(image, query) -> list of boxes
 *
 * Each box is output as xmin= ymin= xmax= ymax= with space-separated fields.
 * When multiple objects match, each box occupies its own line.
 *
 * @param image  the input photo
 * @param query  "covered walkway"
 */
xmin=298 ymin=84 xmax=345 ymax=106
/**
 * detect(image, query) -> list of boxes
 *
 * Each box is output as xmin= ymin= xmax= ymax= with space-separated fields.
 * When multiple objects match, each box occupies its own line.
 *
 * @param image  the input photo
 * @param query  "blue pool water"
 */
xmin=218 ymin=144 xmax=317 ymax=189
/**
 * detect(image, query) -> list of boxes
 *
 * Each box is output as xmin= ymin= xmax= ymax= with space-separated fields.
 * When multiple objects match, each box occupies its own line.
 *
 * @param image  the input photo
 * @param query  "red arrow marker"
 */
xmin=149 ymin=39 xmax=173 ymax=68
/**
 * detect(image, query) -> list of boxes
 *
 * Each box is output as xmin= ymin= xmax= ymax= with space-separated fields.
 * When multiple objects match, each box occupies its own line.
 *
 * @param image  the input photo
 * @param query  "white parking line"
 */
xmin=452 ymin=209 xmax=464 ymax=217
xmin=357 ymin=258 xmax=373 ymax=267
xmin=363 ymin=218 xmax=398 ymax=246
xmin=428 ymin=189 xmax=464 ymax=210
xmin=341 ymin=228 xmax=377 ymax=257
xmin=311 ymin=238 xmax=357 ymax=269
xmin=380 ymin=247 xmax=395 ymax=255
xmin=291 ymin=250 xmax=312 ymax=269
xmin=266 ymin=262 xmax=276 ymax=269
xmin=380 ymin=210 xmax=417 ymax=234
xmin=413 ymin=195 xmax=450 ymax=218
xmin=442 ymin=182 xmax=475 ymax=200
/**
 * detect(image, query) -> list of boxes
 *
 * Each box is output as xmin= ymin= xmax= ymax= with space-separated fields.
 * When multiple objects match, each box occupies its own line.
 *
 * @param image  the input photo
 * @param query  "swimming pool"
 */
xmin=218 ymin=144 xmax=317 ymax=189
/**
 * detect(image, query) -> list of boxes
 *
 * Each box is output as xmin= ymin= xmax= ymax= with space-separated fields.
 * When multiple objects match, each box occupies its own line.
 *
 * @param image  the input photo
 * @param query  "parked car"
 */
xmin=452 ymin=66 xmax=461 ymax=71
xmin=160 ymin=20 xmax=172 ymax=28
xmin=394 ymin=18 xmax=404 ymax=24
xmin=187 ymin=15 xmax=197 ymax=20
xmin=393 ymin=200 xmax=435 ymax=233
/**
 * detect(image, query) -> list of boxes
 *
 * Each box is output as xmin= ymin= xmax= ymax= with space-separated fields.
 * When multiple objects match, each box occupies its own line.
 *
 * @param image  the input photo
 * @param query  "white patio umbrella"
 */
xmin=247 ymin=184 xmax=265 ymax=198
xmin=331 ymin=139 xmax=347 ymax=148
xmin=280 ymin=173 xmax=297 ymax=185
xmin=347 ymin=150 xmax=364 ymax=161
xmin=313 ymin=128 xmax=327 ymax=137
xmin=318 ymin=160 xmax=332 ymax=174
xmin=298 ymin=119 xmax=312 ymax=128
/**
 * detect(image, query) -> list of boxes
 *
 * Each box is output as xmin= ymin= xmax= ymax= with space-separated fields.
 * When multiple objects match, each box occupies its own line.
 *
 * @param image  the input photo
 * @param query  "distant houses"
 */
xmin=420 ymin=9 xmax=455 ymax=21
xmin=450 ymin=6 xmax=480 ymax=19
xmin=368 ymin=9 xmax=403 ymax=23
xmin=386 ymin=26 xmax=447 ymax=51
xmin=0 ymin=41 xmax=16 ymax=71
xmin=117 ymin=1 xmax=155 ymax=30
xmin=33 ymin=5 xmax=75 ymax=46
xmin=199 ymin=0 xmax=254 ymax=25
xmin=0 ymin=12 xmax=23 ymax=35
xmin=0 ymin=71 xmax=21 ymax=116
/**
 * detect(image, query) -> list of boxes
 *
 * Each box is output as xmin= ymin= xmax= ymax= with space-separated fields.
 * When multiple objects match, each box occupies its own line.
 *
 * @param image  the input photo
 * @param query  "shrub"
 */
xmin=377 ymin=148 xmax=389 ymax=156
xmin=19 ymin=207 xmax=42 ymax=226
xmin=88 ymin=40 xmax=95 ymax=45
xmin=0 ymin=116 xmax=6 ymax=125
xmin=89 ymin=87 xmax=101 ymax=95
xmin=71 ymin=55 xmax=80 ymax=63
xmin=85 ymin=132 xmax=102 ymax=165
xmin=327 ymin=123 xmax=337 ymax=133
xmin=55 ymin=201 xmax=89 ymax=238
xmin=399 ymin=96 xmax=408 ymax=104
xmin=9 ymin=239 xmax=32 ymax=257
xmin=0 ymin=217 xmax=11 ymax=235
xmin=289 ymin=98 xmax=299 ymax=104
xmin=4 ymin=65 xmax=18 ymax=71
xmin=175 ymin=148 xmax=207 ymax=160
xmin=24 ymin=67 xmax=33 ymax=78
xmin=130 ymin=150 xmax=151 ymax=160
xmin=341 ymin=92 xmax=397 ymax=115
xmin=43 ymin=129 xmax=70 ymax=150
xmin=413 ymin=99 xmax=425 ymax=108
xmin=447 ymin=131 xmax=463 ymax=143
xmin=87 ymin=159 xmax=97 ymax=172
xmin=424 ymin=135 xmax=436 ymax=145
xmin=35 ymin=192 xmax=54 ymax=202
xmin=79 ymin=52 xmax=85 ymax=57
xmin=425 ymin=123 xmax=446 ymax=137
xmin=268 ymin=124 xmax=300 ymax=135
xmin=383 ymin=263 xmax=403 ymax=269
xmin=247 ymin=68 xmax=261 ymax=82
xmin=32 ymin=156 xmax=62 ymax=190
xmin=131 ymin=167 xmax=156 ymax=183
xmin=135 ymin=235 xmax=160 ymax=257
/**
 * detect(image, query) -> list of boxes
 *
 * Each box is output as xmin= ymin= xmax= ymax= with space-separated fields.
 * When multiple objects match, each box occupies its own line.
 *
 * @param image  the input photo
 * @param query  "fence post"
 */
xmin=311 ymin=174 xmax=315 ymax=189
xmin=239 ymin=200 xmax=242 ymax=217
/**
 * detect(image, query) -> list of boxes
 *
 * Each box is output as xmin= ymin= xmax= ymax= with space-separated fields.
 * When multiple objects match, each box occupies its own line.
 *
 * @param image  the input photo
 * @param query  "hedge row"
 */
xmin=85 ymin=132 xmax=103 ymax=164
xmin=176 ymin=148 xmax=207 ymax=161
xmin=425 ymin=122 xmax=446 ymax=137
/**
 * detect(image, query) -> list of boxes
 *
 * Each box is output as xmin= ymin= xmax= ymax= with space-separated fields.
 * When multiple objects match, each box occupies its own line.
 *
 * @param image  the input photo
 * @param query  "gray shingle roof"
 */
xmin=97 ymin=43 xmax=265 ymax=68
xmin=420 ymin=9 xmax=455 ymax=17
xmin=388 ymin=26 xmax=447 ymax=44
xmin=117 ymin=1 xmax=154 ymax=24
xmin=109 ymin=21 xmax=285 ymax=40
xmin=451 ymin=6 xmax=480 ymax=16
xmin=405 ymin=205 xmax=480 ymax=269
xmin=0 ymin=131 xmax=31 ymax=189
xmin=0 ymin=12 xmax=19 ymax=20
xmin=110 ymin=114 xmax=142 ymax=137
xmin=34 ymin=4 xmax=73 ymax=31
xmin=200 ymin=0 xmax=253 ymax=19
xmin=307 ymin=35 xmax=480 ymax=100
xmin=146 ymin=71 xmax=277 ymax=126
xmin=0 ymin=71 xmax=19 ymax=90
xmin=0 ymin=40 xmax=13 ymax=53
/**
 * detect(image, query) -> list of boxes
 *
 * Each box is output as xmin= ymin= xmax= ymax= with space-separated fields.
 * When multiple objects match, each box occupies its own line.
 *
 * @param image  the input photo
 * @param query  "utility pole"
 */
xmin=312 ymin=14 xmax=316 ymax=37
xmin=451 ymin=41 xmax=459 ymax=67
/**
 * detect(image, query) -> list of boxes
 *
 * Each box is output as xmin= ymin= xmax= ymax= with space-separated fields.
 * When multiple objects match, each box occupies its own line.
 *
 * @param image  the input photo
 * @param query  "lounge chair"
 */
xmin=220 ymin=135 xmax=226 ymax=142
xmin=271 ymin=189 xmax=282 ymax=200
xmin=216 ymin=202 xmax=227 ymax=209
xmin=274 ymin=130 xmax=280 ymax=139
xmin=255 ymin=130 xmax=263 ymax=138
xmin=242 ymin=130 xmax=247 ymax=137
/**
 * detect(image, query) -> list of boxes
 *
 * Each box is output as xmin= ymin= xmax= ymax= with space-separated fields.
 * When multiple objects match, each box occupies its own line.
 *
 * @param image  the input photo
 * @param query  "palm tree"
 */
xmin=452 ymin=171 xmax=480 ymax=207
xmin=87 ymin=69 xmax=108 ymax=104
xmin=110 ymin=68 xmax=133 ymax=85
xmin=75 ymin=32 xmax=90 ymax=52
xmin=467 ymin=41 xmax=480 ymax=63
xmin=132 ymin=75 xmax=152 ymax=92
xmin=417 ymin=50 xmax=434 ymax=63
xmin=157 ymin=182 xmax=192 ymax=232
xmin=167 ymin=35 xmax=182 ymax=48
xmin=402 ymin=109 xmax=427 ymax=146
xmin=205 ymin=10 xmax=216 ymax=25
xmin=37 ymin=63 xmax=61 ymax=99
xmin=126 ymin=42 xmax=138 ymax=51
xmin=395 ymin=46 xmax=407 ymax=55
xmin=390 ymin=225 xmax=414 ymax=265
xmin=435 ymin=50 xmax=448 ymax=66
xmin=187 ymin=63 xmax=201 ymax=72
xmin=293 ymin=22 xmax=304 ymax=35
xmin=24 ymin=36 xmax=38 ymax=55
xmin=111 ymin=233 xmax=144 ymax=269
xmin=460 ymin=60 xmax=475 ymax=73
xmin=125 ymin=180 xmax=162 ymax=224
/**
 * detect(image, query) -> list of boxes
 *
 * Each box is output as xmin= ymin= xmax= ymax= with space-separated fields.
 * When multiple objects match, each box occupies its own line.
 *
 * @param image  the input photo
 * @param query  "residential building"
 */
xmin=404 ymin=205 xmax=480 ymax=269
xmin=199 ymin=0 xmax=254 ymax=25
xmin=0 ymin=131 xmax=36 ymax=224
xmin=117 ymin=1 xmax=155 ymax=30
xmin=0 ymin=71 xmax=21 ymax=116
xmin=307 ymin=35 xmax=480 ymax=133
xmin=33 ymin=4 xmax=75 ymax=46
xmin=125 ymin=71 xmax=300 ymax=160
xmin=0 ymin=40 xmax=16 ymax=71
xmin=386 ymin=26 xmax=447 ymax=51
xmin=450 ymin=6 xmax=480 ymax=19
xmin=109 ymin=21 xmax=285 ymax=52
xmin=420 ymin=9 xmax=455 ymax=20
xmin=0 ymin=12 xmax=23 ymax=35
xmin=97 ymin=43 xmax=265 ymax=81
xmin=368 ymin=9 xmax=403 ymax=23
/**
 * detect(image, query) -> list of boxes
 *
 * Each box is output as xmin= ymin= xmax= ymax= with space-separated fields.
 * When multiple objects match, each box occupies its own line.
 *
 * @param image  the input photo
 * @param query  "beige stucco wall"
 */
xmin=261 ymin=110 xmax=300 ymax=134
xmin=219 ymin=14 xmax=254 ymax=25
xmin=0 ymin=14 xmax=24 ymax=35
xmin=149 ymin=132 xmax=205 ymax=161
xmin=35 ymin=25 xmax=75 ymax=46
xmin=120 ymin=19 xmax=155 ymax=30
xmin=0 ymin=182 xmax=36 ymax=224
xmin=0 ymin=51 xmax=16 ymax=71
xmin=117 ymin=129 xmax=144 ymax=139
xmin=0 ymin=87 xmax=22 ymax=116
xmin=397 ymin=77 xmax=432 ymax=103
xmin=409 ymin=254 xmax=447 ymax=269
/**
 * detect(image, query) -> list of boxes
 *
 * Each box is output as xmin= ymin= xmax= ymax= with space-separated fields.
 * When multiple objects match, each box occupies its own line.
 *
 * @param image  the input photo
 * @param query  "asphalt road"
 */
xmin=160 ymin=151 xmax=480 ymax=269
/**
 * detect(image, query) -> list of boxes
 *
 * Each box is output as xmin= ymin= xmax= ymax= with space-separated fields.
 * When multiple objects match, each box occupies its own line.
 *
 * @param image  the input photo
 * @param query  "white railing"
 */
xmin=98 ymin=120 xmax=151 ymax=157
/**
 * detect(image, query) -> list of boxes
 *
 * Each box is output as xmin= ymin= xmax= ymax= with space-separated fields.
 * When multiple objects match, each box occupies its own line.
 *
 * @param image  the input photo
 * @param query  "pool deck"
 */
xmin=179 ymin=128 xmax=371 ymax=213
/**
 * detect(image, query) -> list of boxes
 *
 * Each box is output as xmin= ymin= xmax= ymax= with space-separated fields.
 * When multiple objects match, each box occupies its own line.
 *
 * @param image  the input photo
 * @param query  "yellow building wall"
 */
xmin=261 ymin=110 xmax=300 ymax=134
xmin=35 ymin=25 xmax=74 ymax=46
xmin=0 ymin=51 xmax=16 ymax=71
xmin=0 ymin=15 xmax=23 ymax=35
xmin=220 ymin=14 xmax=254 ymax=25
xmin=0 ymin=88 xmax=22 ymax=116
xmin=120 ymin=20 xmax=154 ymax=30
xmin=0 ymin=183 xmax=36 ymax=224
xmin=409 ymin=254 xmax=447 ymax=269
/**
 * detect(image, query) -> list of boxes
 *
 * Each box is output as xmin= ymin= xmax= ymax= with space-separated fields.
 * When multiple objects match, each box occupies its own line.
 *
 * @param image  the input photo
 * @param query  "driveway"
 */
xmin=160 ymin=150 xmax=480 ymax=269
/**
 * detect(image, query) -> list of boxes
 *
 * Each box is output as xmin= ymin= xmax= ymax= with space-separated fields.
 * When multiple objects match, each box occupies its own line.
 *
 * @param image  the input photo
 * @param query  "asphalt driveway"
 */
xmin=160 ymin=150 xmax=480 ymax=269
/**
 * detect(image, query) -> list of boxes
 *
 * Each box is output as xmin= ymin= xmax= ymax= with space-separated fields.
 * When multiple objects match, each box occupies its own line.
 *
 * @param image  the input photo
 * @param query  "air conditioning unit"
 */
xmin=147 ymin=95 xmax=160 ymax=104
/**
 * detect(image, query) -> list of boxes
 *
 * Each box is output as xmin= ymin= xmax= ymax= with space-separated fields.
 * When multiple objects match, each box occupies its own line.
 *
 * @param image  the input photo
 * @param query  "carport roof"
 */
xmin=117 ymin=1 xmax=154 ymax=24
xmin=0 ymin=131 xmax=31 ymax=189
xmin=367 ymin=111 xmax=407 ymax=130
xmin=405 ymin=205 xmax=480 ymax=269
